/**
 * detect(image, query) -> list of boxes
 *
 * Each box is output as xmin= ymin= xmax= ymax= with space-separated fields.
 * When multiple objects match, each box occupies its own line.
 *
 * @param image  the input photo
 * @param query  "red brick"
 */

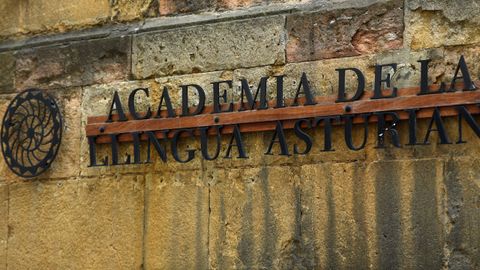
xmin=286 ymin=0 xmax=404 ymax=63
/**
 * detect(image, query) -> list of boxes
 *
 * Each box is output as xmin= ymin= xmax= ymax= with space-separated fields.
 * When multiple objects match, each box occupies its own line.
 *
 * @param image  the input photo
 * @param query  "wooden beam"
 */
xmin=86 ymin=84 xmax=480 ymax=144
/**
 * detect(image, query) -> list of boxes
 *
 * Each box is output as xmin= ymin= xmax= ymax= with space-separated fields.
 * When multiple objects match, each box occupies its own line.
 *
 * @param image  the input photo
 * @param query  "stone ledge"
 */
xmin=0 ymin=0 xmax=399 ymax=53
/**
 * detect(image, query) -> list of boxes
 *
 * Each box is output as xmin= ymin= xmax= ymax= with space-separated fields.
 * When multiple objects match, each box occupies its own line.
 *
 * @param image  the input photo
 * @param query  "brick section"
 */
xmin=217 ymin=0 xmax=300 ymax=10
xmin=286 ymin=0 xmax=404 ymax=63
xmin=0 ymin=52 xmax=15 ymax=93
xmin=15 ymin=36 xmax=131 ymax=90
xmin=159 ymin=0 xmax=216 ymax=15
xmin=132 ymin=16 xmax=285 ymax=79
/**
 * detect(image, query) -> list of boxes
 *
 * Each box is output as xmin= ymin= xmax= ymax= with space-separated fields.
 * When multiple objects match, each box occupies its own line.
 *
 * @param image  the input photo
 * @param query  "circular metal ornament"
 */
xmin=1 ymin=89 xmax=62 ymax=178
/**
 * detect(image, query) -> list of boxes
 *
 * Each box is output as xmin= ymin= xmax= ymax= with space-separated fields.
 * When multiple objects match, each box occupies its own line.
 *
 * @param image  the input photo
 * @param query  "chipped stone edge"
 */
xmin=0 ymin=0 xmax=393 ymax=53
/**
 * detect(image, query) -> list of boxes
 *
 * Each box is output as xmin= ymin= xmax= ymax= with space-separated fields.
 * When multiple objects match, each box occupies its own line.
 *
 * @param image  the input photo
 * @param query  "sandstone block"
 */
xmin=0 ymin=184 xmax=7 ymax=270
xmin=7 ymin=175 xmax=144 ymax=269
xmin=15 ymin=36 xmax=131 ymax=90
xmin=0 ymin=0 xmax=21 ymax=39
xmin=405 ymin=0 xmax=480 ymax=49
xmin=208 ymin=166 xmax=299 ymax=269
xmin=144 ymin=171 xmax=209 ymax=269
xmin=300 ymin=159 xmax=445 ymax=269
xmin=21 ymin=0 xmax=110 ymax=35
xmin=443 ymin=157 xmax=480 ymax=269
xmin=0 ymin=52 xmax=15 ymax=94
xmin=159 ymin=0 xmax=215 ymax=15
xmin=286 ymin=0 xmax=404 ymax=63
xmin=132 ymin=16 xmax=286 ymax=79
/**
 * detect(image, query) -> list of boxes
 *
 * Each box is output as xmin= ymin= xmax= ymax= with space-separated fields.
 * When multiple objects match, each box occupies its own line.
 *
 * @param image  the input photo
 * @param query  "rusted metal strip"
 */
xmin=86 ymin=84 xmax=480 ymax=144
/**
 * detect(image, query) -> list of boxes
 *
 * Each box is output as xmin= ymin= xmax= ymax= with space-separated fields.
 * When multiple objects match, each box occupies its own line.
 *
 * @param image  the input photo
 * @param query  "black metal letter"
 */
xmin=335 ymin=68 xmax=365 ymax=102
xmin=155 ymin=87 xmax=176 ymax=118
xmin=181 ymin=84 xmax=206 ymax=116
xmin=239 ymin=77 xmax=269 ymax=111
xmin=265 ymin=121 xmax=290 ymax=156
xmin=212 ymin=80 xmax=234 ymax=113
xmin=199 ymin=126 xmax=222 ymax=160
xmin=146 ymin=131 xmax=168 ymax=162
xmin=274 ymin=75 xmax=286 ymax=108
xmin=424 ymin=107 xmax=451 ymax=144
xmin=417 ymin=59 xmax=446 ymax=95
xmin=292 ymin=72 xmax=317 ymax=106
xmin=293 ymin=119 xmax=313 ymax=155
xmin=107 ymin=91 xmax=127 ymax=122
xmin=225 ymin=125 xmax=248 ymax=158
xmin=374 ymin=111 xmax=401 ymax=148
xmin=171 ymin=129 xmax=196 ymax=163
xmin=87 ymin=136 xmax=106 ymax=167
xmin=128 ymin=88 xmax=152 ymax=120
xmin=313 ymin=116 xmax=339 ymax=151
xmin=456 ymin=105 xmax=480 ymax=144
xmin=372 ymin=64 xmax=398 ymax=99
xmin=405 ymin=109 xmax=422 ymax=145
xmin=450 ymin=55 xmax=477 ymax=91
xmin=344 ymin=114 xmax=369 ymax=151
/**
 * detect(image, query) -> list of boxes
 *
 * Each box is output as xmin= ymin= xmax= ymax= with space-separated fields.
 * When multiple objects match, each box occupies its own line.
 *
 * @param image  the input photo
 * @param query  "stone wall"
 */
xmin=0 ymin=0 xmax=479 ymax=269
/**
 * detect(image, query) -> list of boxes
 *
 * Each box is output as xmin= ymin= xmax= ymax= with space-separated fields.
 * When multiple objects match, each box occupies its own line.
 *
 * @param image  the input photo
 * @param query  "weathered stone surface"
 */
xmin=110 ymin=0 xmax=155 ymax=21
xmin=0 ymin=95 xmax=21 ymax=183
xmin=286 ymin=0 xmax=404 ymax=63
xmin=209 ymin=166 xmax=299 ymax=269
xmin=405 ymin=0 xmax=480 ymax=49
xmin=0 ymin=52 xmax=15 ymax=94
xmin=443 ymin=158 xmax=480 ymax=269
xmin=160 ymin=0 xmax=216 ymax=15
xmin=144 ymin=171 xmax=209 ymax=269
xmin=15 ymin=36 xmax=131 ymax=90
xmin=300 ymin=160 xmax=445 ymax=269
xmin=7 ymin=175 xmax=144 ymax=269
xmin=0 ymin=0 xmax=21 ymax=39
xmin=132 ymin=16 xmax=285 ymax=79
xmin=0 ymin=184 xmax=7 ymax=270
xmin=407 ymin=0 xmax=480 ymax=23
xmin=0 ymin=88 xmax=82 ymax=182
xmin=300 ymin=162 xmax=375 ymax=269
xmin=80 ymin=81 xmax=159 ymax=177
xmin=217 ymin=0 xmax=303 ymax=10
xmin=20 ymin=0 xmax=110 ymax=35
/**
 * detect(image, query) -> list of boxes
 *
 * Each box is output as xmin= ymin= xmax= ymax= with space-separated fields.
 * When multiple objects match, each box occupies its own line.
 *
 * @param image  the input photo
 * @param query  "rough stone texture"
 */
xmin=1 ymin=0 xmax=480 ymax=269
xmin=144 ymin=171 xmax=209 ymax=269
xmin=0 ymin=95 xmax=20 ymax=183
xmin=159 ymin=0 xmax=216 ymax=15
xmin=300 ymin=160 xmax=445 ymax=269
xmin=405 ymin=0 xmax=480 ymax=49
xmin=286 ymin=0 xmax=404 ymax=63
xmin=0 ymin=184 xmax=7 ymax=270
xmin=6 ymin=176 xmax=144 ymax=269
xmin=40 ymin=88 xmax=83 ymax=180
xmin=408 ymin=0 xmax=480 ymax=23
xmin=0 ymin=0 xmax=22 ymax=39
xmin=0 ymin=53 xmax=15 ymax=94
xmin=0 ymin=0 xmax=111 ymax=40
xmin=209 ymin=166 xmax=299 ymax=269
xmin=15 ymin=36 xmax=131 ymax=90
xmin=443 ymin=158 xmax=480 ymax=269
xmin=132 ymin=16 xmax=285 ymax=79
